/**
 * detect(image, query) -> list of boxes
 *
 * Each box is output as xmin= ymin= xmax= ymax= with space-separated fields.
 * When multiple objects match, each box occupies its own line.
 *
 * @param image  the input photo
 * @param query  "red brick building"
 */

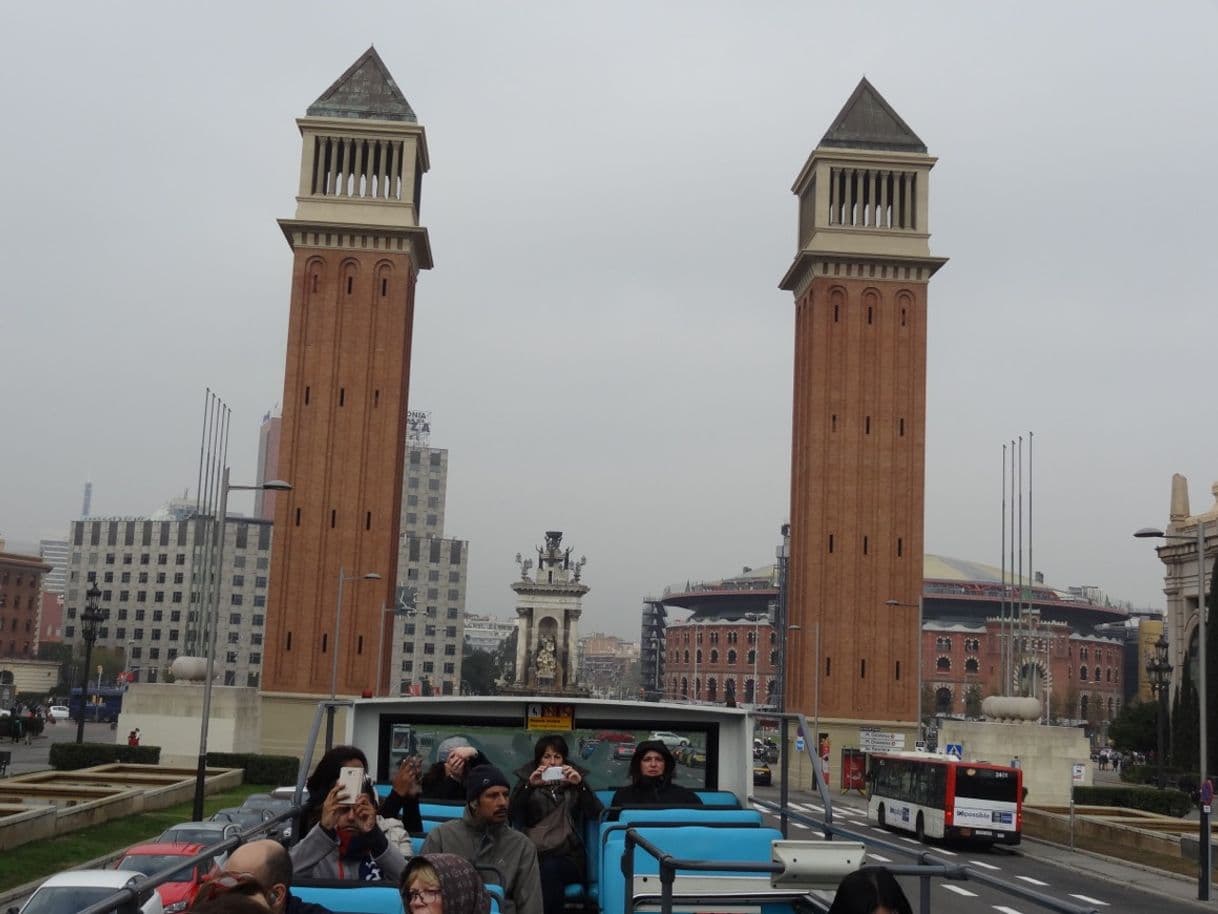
xmin=262 ymin=48 xmax=433 ymax=696
xmin=779 ymin=79 xmax=946 ymax=723
xmin=0 ymin=550 xmax=52 ymax=657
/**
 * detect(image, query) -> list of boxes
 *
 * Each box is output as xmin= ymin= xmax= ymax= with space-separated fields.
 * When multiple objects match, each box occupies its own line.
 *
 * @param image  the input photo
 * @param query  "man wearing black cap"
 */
xmin=421 ymin=764 xmax=541 ymax=914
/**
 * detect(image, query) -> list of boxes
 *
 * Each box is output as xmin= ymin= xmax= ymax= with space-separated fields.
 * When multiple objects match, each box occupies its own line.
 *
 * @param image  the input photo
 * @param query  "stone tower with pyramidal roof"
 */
xmin=262 ymin=48 xmax=433 ymax=716
xmin=779 ymin=78 xmax=947 ymax=731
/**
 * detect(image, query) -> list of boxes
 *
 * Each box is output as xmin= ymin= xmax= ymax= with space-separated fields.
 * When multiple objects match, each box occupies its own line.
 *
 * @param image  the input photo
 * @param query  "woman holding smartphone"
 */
xmin=508 ymin=735 xmax=602 ymax=914
xmin=292 ymin=744 xmax=413 ymax=882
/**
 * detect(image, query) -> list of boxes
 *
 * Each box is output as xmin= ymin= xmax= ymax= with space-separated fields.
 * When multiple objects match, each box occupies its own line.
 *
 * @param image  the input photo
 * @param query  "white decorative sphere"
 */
xmin=980 ymin=695 xmax=1042 ymax=721
xmin=170 ymin=656 xmax=209 ymax=682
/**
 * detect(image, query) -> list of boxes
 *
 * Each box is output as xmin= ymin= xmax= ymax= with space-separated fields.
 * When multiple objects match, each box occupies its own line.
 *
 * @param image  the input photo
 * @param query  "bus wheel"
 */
xmin=915 ymin=813 xmax=925 ymax=843
xmin=877 ymin=804 xmax=886 ymax=827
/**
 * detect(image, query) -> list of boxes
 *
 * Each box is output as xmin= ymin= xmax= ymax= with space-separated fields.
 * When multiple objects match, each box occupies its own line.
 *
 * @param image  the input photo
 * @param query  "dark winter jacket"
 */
xmin=285 ymin=890 xmax=334 ymax=914
xmin=420 ymin=806 xmax=541 ymax=914
xmin=508 ymin=761 xmax=603 ymax=874
xmin=610 ymin=740 xmax=703 ymax=808
xmin=404 ymin=853 xmax=491 ymax=914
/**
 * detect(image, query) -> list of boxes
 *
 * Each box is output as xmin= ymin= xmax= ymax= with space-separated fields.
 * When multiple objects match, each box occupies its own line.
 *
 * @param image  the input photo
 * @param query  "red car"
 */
xmin=613 ymin=741 xmax=638 ymax=761
xmin=114 ymin=842 xmax=218 ymax=913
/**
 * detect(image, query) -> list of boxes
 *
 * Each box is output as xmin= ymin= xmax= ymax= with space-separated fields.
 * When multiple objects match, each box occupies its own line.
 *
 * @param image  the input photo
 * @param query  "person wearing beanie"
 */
xmin=610 ymin=740 xmax=703 ymax=807
xmin=421 ymin=765 xmax=541 ymax=914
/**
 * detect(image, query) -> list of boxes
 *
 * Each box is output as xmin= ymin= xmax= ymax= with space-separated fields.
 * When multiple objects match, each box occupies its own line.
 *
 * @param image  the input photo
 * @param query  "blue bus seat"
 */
xmin=419 ymin=801 xmax=464 ymax=820
xmin=410 ymin=836 xmax=424 ymax=855
xmin=600 ymin=826 xmax=782 ymax=914
xmin=594 ymin=789 xmax=615 ymax=807
xmin=695 ymin=790 xmax=741 ymax=808
xmin=591 ymin=809 xmax=762 ymax=900
xmin=291 ymin=883 xmax=403 ymax=914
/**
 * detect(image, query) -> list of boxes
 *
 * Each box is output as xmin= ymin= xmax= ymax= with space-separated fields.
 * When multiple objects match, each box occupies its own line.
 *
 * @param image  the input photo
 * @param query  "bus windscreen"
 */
xmin=955 ymin=767 xmax=1018 ymax=803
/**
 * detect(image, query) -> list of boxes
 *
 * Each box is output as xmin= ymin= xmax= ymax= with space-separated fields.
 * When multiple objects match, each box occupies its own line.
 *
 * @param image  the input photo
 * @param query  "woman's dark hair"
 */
xmin=300 ymin=744 xmax=372 ymax=834
xmin=531 ymin=735 xmax=570 ymax=768
xmin=827 ymin=867 xmax=913 ymax=914
xmin=628 ymin=740 xmax=674 ymax=786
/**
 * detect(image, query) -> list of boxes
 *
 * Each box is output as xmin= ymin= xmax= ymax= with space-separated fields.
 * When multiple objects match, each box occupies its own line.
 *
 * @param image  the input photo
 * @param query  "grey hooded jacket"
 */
xmin=421 ymin=806 xmax=542 ymax=914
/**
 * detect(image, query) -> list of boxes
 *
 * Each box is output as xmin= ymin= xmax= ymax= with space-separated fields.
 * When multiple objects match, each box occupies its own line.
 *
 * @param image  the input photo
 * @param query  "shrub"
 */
xmin=1074 ymin=784 xmax=1191 ymax=817
xmin=206 ymin=752 xmax=298 ymax=786
xmin=49 ymin=742 xmax=161 ymax=770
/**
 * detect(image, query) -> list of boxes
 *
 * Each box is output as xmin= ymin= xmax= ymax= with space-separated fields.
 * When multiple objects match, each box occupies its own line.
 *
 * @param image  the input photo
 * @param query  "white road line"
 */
xmin=867 ymin=853 xmax=892 ymax=863
xmin=898 ymin=837 xmax=921 ymax=845
xmin=792 ymin=822 xmax=811 ymax=830
xmin=868 ymin=827 xmax=887 ymax=834
xmin=942 ymin=885 xmax=978 ymax=897
xmin=934 ymin=846 xmax=957 ymax=856
xmin=1015 ymin=876 xmax=1049 ymax=886
xmin=969 ymin=859 xmax=1000 ymax=871
xmin=993 ymin=906 xmax=1024 ymax=914
xmin=1068 ymin=894 xmax=1109 ymax=907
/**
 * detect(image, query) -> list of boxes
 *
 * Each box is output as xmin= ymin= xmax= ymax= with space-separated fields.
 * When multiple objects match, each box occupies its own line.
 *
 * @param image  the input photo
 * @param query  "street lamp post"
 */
xmin=1135 ymin=521 xmax=1209 ymax=900
xmin=1146 ymin=633 xmax=1173 ymax=790
xmin=75 ymin=582 xmax=108 ymax=744
xmin=327 ymin=568 xmax=382 ymax=748
xmin=192 ymin=468 xmax=291 ymax=821
xmin=373 ymin=587 xmax=433 ymax=698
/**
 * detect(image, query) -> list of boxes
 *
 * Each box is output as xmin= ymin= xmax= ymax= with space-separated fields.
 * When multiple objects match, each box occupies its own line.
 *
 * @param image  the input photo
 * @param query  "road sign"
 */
xmin=1072 ymin=763 xmax=1086 ymax=784
xmin=859 ymin=729 xmax=906 ymax=753
xmin=795 ymin=736 xmax=806 ymax=752
xmin=944 ymin=742 xmax=963 ymax=759
xmin=1203 ymin=779 xmax=1214 ymax=806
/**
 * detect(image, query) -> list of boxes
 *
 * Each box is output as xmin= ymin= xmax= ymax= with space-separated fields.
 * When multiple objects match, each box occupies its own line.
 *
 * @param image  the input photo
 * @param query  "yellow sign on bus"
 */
xmin=526 ymin=703 xmax=574 ymax=731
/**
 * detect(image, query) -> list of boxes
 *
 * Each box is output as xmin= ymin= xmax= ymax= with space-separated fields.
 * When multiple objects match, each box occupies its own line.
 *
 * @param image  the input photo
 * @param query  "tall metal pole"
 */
xmin=1198 ymin=518 xmax=1210 ymax=901
xmin=326 ymin=566 xmax=347 ymax=749
xmin=193 ymin=467 xmax=229 ymax=822
xmin=1001 ymin=443 xmax=1007 ymax=696
xmin=1009 ymin=439 xmax=1016 ymax=693
xmin=75 ymin=636 xmax=94 ymax=744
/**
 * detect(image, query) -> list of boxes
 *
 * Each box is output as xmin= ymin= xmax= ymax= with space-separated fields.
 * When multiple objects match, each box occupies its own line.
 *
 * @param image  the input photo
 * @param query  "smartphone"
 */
xmin=337 ymin=766 xmax=364 ymax=804
xmin=542 ymin=765 xmax=565 ymax=783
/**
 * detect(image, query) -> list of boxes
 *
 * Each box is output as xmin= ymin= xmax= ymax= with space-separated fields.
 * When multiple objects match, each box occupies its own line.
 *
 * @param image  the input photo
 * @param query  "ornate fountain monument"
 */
xmin=504 ymin=531 xmax=589 ymax=696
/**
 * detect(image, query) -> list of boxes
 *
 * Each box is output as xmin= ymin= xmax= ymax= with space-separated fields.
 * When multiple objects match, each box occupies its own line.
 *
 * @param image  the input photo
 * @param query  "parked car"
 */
xmin=155 ymin=822 xmax=240 ymax=865
xmin=613 ymin=742 xmax=638 ymax=761
xmin=753 ymin=762 xmax=772 ymax=787
xmin=114 ymin=842 xmax=217 ymax=913
xmin=210 ymin=807 xmax=275 ymax=831
xmin=649 ymin=731 xmax=690 ymax=749
xmin=13 ymin=869 xmax=163 ymax=914
xmin=240 ymin=795 xmax=295 ymax=840
xmin=46 ymin=706 xmax=70 ymax=721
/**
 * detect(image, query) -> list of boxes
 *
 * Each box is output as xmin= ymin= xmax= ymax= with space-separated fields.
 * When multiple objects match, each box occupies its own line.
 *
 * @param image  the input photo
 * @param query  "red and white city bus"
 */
xmin=866 ymin=750 xmax=1022 ymax=845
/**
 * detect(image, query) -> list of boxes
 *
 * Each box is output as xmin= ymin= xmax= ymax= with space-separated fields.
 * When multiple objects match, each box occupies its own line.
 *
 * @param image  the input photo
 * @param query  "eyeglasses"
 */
xmin=197 ymin=872 xmax=274 ymax=907
xmin=405 ymin=887 xmax=443 ymax=905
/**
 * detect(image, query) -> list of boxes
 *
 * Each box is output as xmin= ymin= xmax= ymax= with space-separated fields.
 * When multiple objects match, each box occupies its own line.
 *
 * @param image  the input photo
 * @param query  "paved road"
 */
xmin=1 ymin=719 xmax=121 ymax=777
xmin=753 ymin=784 xmax=1214 ymax=914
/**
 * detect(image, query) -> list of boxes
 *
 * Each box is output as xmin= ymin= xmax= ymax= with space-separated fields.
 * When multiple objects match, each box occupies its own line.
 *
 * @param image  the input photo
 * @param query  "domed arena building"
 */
xmin=655 ymin=555 xmax=1129 ymax=726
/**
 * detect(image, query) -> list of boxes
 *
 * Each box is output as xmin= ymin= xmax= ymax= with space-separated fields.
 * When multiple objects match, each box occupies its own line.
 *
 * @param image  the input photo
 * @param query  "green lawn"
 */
xmin=0 ymin=784 xmax=274 ymax=893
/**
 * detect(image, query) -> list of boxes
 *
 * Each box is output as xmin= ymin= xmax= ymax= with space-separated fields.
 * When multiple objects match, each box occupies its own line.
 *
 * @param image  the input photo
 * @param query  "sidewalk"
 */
xmin=0 ymin=720 xmax=120 ymax=777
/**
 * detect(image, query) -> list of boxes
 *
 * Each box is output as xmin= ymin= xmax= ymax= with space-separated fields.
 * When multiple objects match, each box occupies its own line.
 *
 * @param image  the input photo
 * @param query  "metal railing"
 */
xmin=74 ymin=806 xmax=298 ymax=914
xmin=748 ymin=797 xmax=1098 ymax=914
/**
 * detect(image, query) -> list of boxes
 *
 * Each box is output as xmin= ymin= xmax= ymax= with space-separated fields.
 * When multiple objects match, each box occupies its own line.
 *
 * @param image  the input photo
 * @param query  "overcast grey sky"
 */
xmin=3 ymin=2 xmax=1217 ymax=638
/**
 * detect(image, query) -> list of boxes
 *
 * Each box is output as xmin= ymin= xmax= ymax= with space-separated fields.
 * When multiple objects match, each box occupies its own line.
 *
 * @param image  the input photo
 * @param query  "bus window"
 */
xmin=955 ymin=767 xmax=1018 ymax=802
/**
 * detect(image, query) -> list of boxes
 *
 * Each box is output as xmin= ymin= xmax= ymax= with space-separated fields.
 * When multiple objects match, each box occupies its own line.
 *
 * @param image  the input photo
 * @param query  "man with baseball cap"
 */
xmin=421 ymin=765 xmax=541 ymax=914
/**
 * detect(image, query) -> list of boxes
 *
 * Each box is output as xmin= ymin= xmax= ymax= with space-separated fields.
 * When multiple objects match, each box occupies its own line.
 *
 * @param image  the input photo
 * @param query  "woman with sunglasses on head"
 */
xmin=508 ymin=735 xmax=602 ymax=914
xmin=400 ymin=854 xmax=491 ymax=914
xmin=291 ymin=744 xmax=411 ymax=882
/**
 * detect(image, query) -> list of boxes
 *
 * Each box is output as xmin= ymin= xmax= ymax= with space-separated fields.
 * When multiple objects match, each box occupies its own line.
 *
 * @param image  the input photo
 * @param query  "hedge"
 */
xmin=49 ymin=742 xmax=161 ymax=770
xmin=206 ymin=752 xmax=298 ymax=787
xmin=1074 ymin=784 xmax=1192 ymax=817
